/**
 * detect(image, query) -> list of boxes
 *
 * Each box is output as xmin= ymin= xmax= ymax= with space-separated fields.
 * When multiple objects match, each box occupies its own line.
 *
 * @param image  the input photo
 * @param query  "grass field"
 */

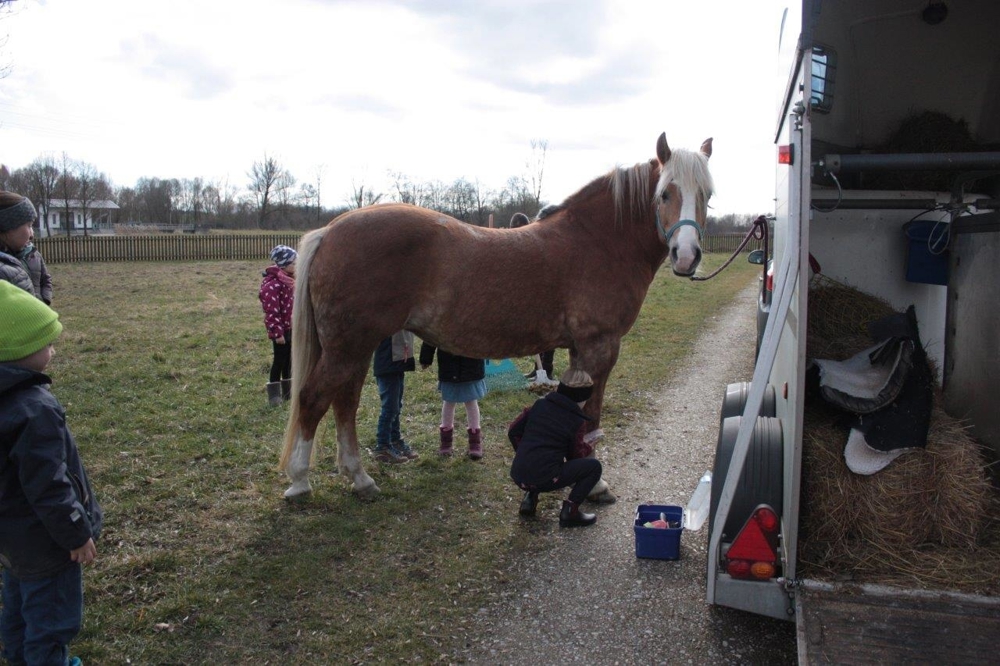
xmin=36 ymin=256 xmax=756 ymax=663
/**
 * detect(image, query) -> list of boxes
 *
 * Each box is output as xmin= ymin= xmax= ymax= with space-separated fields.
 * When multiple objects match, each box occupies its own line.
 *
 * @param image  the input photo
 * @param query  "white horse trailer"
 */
xmin=706 ymin=1 xmax=1000 ymax=661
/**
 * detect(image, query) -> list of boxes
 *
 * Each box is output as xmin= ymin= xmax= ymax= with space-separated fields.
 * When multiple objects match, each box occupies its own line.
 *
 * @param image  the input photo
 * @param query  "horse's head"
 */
xmin=654 ymin=133 xmax=714 ymax=277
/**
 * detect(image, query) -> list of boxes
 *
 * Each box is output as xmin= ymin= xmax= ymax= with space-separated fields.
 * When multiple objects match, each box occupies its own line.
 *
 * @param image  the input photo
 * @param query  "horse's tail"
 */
xmin=279 ymin=226 xmax=329 ymax=471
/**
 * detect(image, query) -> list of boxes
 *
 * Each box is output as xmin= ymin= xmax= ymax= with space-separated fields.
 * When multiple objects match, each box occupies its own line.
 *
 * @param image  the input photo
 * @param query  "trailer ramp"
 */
xmin=796 ymin=580 xmax=1000 ymax=664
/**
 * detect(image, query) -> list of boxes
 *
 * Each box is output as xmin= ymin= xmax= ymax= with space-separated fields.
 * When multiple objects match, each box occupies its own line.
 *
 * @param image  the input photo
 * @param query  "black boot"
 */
xmin=280 ymin=378 xmax=292 ymax=401
xmin=519 ymin=491 xmax=539 ymax=517
xmin=559 ymin=500 xmax=596 ymax=528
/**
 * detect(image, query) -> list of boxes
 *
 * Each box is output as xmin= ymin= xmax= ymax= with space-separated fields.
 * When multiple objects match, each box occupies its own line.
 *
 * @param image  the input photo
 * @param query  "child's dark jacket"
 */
xmin=0 ymin=364 xmax=103 ymax=580
xmin=508 ymin=392 xmax=592 ymax=486
xmin=418 ymin=343 xmax=485 ymax=383
xmin=373 ymin=331 xmax=416 ymax=376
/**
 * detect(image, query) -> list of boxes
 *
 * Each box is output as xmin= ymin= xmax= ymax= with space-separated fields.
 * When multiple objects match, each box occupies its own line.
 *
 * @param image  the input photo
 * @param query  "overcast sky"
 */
xmin=0 ymin=0 xmax=786 ymax=215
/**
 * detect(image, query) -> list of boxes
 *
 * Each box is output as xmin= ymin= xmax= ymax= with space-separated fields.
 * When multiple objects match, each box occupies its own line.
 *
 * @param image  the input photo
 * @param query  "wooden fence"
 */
xmin=36 ymin=234 xmax=303 ymax=264
xmin=705 ymin=232 xmax=764 ymax=255
xmin=35 ymin=231 xmax=762 ymax=264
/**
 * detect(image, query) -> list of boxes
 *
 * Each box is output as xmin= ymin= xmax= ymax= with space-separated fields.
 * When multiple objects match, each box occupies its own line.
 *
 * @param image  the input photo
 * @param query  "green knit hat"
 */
xmin=0 ymin=281 xmax=63 ymax=362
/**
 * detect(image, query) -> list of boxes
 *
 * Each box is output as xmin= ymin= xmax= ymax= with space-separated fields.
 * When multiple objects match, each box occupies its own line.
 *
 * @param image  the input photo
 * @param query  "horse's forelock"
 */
xmin=654 ymin=148 xmax=714 ymax=203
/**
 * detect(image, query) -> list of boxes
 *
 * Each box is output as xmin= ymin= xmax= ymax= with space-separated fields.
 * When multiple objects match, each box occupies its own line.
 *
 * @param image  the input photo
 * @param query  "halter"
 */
xmin=655 ymin=206 xmax=702 ymax=244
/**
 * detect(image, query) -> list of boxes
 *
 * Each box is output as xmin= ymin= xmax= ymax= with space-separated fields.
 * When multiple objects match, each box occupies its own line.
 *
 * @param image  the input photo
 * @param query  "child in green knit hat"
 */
xmin=0 ymin=281 xmax=103 ymax=666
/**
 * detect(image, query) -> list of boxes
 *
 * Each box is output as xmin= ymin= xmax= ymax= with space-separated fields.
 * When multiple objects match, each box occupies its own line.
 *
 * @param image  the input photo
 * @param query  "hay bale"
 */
xmin=798 ymin=277 xmax=997 ymax=590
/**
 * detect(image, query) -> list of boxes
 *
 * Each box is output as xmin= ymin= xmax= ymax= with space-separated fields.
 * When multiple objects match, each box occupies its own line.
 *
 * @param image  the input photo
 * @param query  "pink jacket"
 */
xmin=259 ymin=266 xmax=295 ymax=340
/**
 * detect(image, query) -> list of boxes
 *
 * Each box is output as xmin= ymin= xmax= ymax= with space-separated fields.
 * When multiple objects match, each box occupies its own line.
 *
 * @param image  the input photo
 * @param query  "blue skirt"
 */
xmin=439 ymin=378 xmax=488 ymax=403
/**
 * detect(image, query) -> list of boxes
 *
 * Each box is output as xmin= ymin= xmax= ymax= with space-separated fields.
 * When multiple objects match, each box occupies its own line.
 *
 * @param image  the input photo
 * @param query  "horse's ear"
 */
xmin=656 ymin=133 xmax=671 ymax=164
xmin=700 ymin=137 xmax=714 ymax=158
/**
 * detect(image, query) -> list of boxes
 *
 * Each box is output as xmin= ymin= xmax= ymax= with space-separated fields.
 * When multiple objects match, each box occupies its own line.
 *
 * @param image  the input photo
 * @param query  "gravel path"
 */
xmin=463 ymin=282 xmax=797 ymax=665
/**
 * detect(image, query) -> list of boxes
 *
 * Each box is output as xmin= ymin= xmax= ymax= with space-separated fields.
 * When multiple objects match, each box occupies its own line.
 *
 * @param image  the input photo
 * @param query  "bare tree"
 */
xmin=348 ymin=179 xmax=383 ymax=209
xmin=26 ymin=155 xmax=59 ymax=237
xmin=275 ymin=169 xmax=296 ymax=226
xmin=211 ymin=177 xmax=241 ymax=228
xmin=57 ymin=152 xmax=77 ymax=236
xmin=472 ymin=178 xmax=492 ymax=227
xmin=298 ymin=182 xmax=318 ymax=223
xmin=445 ymin=178 xmax=478 ymax=223
xmin=388 ymin=170 xmax=420 ymax=205
xmin=248 ymin=153 xmax=282 ymax=229
xmin=75 ymin=161 xmax=103 ymax=236
xmin=526 ymin=139 xmax=548 ymax=210
xmin=314 ymin=164 xmax=325 ymax=222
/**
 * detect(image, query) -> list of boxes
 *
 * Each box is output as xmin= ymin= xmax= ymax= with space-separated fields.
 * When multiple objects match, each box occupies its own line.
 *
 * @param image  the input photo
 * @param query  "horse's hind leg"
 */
xmin=329 ymin=368 xmax=379 ymax=499
xmin=284 ymin=435 xmax=316 ymax=499
xmin=283 ymin=374 xmax=330 ymax=499
xmin=284 ymin=355 xmax=374 ymax=499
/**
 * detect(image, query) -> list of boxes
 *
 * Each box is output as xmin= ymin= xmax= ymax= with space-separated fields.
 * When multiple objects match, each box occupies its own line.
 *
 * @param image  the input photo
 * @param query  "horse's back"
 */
xmin=307 ymin=205 xmax=475 ymax=329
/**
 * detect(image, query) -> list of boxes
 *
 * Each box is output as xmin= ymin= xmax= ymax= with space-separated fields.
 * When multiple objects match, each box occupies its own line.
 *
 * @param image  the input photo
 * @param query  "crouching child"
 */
xmin=507 ymin=368 xmax=602 ymax=527
xmin=0 ymin=281 xmax=103 ymax=666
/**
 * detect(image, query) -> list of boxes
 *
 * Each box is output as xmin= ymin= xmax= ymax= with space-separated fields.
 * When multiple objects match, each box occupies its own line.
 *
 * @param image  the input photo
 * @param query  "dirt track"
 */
xmin=462 ymin=282 xmax=797 ymax=665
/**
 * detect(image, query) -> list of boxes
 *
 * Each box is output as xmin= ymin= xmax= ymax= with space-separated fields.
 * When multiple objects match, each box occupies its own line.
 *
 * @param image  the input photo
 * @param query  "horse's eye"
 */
xmin=660 ymin=191 xmax=670 ymax=202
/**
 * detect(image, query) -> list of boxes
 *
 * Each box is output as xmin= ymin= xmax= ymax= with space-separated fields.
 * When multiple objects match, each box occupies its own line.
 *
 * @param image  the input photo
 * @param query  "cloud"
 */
xmin=358 ymin=0 xmax=624 ymax=104
xmin=313 ymin=92 xmax=405 ymax=121
xmin=119 ymin=34 xmax=235 ymax=101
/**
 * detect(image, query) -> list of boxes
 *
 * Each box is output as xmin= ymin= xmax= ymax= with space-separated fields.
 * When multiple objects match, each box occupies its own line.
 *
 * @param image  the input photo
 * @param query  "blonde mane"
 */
xmin=610 ymin=161 xmax=655 ymax=224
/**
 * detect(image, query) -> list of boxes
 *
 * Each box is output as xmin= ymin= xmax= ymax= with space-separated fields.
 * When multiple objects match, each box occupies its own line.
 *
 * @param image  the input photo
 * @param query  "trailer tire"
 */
xmin=708 ymin=415 xmax=783 ymax=546
xmin=719 ymin=381 xmax=776 ymax=424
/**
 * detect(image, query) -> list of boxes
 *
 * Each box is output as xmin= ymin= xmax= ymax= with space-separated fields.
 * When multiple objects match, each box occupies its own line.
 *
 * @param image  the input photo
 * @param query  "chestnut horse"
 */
xmin=279 ymin=133 xmax=713 ymax=499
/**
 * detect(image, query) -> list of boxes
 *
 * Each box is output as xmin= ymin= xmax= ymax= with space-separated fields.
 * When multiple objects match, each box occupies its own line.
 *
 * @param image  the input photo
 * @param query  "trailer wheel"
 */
xmin=719 ymin=381 xmax=776 ymax=423
xmin=708 ymin=415 xmax=783 ymax=545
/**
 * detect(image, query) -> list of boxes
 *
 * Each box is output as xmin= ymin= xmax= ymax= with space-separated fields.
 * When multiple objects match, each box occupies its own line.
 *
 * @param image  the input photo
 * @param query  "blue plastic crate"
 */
xmin=634 ymin=504 xmax=683 ymax=560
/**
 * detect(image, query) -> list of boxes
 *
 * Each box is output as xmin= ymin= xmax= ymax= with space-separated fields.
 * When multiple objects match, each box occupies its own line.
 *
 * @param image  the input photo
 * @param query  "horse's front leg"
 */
xmin=569 ymin=340 xmax=619 ymax=505
xmin=582 ymin=373 xmax=617 ymax=505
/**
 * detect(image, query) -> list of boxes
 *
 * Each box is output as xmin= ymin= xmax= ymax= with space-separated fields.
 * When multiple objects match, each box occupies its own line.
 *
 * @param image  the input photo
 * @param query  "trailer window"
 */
xmin=810 ymin=45 xmax=836 ymax=114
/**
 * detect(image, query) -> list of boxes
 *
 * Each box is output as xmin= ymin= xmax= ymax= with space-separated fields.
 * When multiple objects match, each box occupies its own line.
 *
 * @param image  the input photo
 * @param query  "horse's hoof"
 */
xmin=353 ymin=481 xmax=381 ymax=500
xmin=587 ymin=489 xmax=618 ymax=505
xmin=283 ymin=479 xmax=313 ymax=499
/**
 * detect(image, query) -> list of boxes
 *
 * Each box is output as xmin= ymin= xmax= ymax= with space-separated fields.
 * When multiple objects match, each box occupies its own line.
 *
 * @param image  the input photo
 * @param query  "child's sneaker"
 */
xmin=393 ymin=439 xmax=419 ymax=460
xmin=372 ymin=445 xmax=407 ymax=463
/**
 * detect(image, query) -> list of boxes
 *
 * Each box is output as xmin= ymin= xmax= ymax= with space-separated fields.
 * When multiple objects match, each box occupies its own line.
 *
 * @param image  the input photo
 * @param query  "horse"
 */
xmin=279 ymin=132 xmax=714 ymax=500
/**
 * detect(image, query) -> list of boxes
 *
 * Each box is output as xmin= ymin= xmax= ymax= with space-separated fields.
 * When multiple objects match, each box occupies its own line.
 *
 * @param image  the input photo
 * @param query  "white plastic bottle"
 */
xmin=683 ymin=471 xmax=712 ymax=531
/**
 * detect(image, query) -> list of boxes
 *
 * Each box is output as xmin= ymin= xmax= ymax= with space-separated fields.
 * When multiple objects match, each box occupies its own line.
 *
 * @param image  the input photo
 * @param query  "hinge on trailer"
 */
xmin=792 ymin=101 xmax=805 ymax=130
xmin=777 ymin=577 xmax=801 ymax=617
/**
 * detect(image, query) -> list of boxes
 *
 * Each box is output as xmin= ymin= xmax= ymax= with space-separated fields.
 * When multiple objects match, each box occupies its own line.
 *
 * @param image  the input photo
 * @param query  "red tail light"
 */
xmin=764 ymin=265 xmax=774 ymax=293
xmin=725 ymin=505 xmax=780 ymax=581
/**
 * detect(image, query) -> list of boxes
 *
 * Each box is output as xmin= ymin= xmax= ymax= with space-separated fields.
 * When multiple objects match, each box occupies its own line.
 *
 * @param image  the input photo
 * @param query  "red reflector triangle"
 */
xmin=727 ymin=515 xmax=777 ymax=563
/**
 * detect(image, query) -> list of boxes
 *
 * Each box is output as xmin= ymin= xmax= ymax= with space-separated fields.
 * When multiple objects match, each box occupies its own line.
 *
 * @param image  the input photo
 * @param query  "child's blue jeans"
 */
xmin=1 ymin=564 xmax=83 ymax=666
xmin=375 ymin=372 xmax=405 ymax=446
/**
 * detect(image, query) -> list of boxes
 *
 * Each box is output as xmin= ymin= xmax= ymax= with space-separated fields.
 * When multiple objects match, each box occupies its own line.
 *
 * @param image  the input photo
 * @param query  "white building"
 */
xmin=39 ymin=199 xmax=120 ymax=236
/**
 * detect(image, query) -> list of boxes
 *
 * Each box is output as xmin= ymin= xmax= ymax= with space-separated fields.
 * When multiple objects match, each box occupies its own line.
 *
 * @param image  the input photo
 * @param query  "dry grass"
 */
xmin=798 ymin=277 xmax=1000 ymax=593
